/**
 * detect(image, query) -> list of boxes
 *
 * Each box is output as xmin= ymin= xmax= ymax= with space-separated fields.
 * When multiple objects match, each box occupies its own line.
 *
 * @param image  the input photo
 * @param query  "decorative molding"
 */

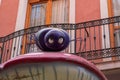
xmin=69 ymin=0 xmax=75 ymax=53
xmin=100 ymin=0 xmax=110 ymax=48
xmin=0 ymin=0 xmax=1 ymax=5
xmin=15 ymin=0 xmax=28 ymax=31
xmin=96 ymin=60 xmax=120 ymax=70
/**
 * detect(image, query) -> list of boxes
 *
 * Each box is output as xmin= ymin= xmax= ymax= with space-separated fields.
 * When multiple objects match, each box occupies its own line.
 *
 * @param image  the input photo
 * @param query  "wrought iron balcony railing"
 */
xmin=0 ymin=16 xmax=120 ymax=63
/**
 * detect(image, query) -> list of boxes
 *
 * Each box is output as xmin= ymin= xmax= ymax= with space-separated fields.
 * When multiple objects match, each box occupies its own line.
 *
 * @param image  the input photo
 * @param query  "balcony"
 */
xmin=0 ymin=16 xmax=120 ymax=64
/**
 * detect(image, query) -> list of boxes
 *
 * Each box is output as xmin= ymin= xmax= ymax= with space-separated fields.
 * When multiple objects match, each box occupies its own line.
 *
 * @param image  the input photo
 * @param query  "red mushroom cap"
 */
xmin=0 ymin=52 xmax=107 ymax=80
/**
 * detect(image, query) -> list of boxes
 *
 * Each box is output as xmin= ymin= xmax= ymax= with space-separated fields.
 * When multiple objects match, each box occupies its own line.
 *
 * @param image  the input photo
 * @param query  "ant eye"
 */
xmin=58 ymin=37 xmax=64 ymax=44
xmin=35 ymin=28 xmax=70 ymax=51
xmin=48 ymin=37 xmax=54 ymax=44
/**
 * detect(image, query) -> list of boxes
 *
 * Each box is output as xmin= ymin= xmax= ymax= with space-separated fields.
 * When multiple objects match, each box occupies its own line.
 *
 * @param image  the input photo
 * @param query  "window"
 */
xmin=112 ymin=0 xmax=120 ymax=47
xmin=25 ymin=0 xmax=69 ymax=28
xmin=114 ymin=30 xmax=120 ymax=47
xmin=30 ymin=3 xmax=47 ymax=26
xmin=51 ymin=0 xmax=68 ymax=23
xmin=112 ymin=0 xmax=120 ymax=16
xmin=108 ymin=0 xmax=120 ymax=47
xmin=24 ymin=0 xmax=69 ymax=53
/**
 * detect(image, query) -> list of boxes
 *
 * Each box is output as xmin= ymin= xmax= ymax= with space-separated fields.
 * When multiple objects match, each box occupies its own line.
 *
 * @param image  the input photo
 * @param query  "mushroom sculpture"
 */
xmin=0 ymin=28 xmax=107 ymax=80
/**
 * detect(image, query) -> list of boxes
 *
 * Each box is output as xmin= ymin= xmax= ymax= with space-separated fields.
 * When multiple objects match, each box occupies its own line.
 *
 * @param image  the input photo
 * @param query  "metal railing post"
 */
xmin=74 ymin=25 xmax=77 ymax=54
xmin=0 ymin=38 xmax=5 ymax=63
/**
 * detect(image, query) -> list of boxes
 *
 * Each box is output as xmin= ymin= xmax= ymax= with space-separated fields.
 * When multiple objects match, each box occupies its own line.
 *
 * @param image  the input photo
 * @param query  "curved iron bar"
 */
xmin=0 ymin=24 xmax=75 ymax=42
xmin=1 ymin=16 xmax=120 ymax=42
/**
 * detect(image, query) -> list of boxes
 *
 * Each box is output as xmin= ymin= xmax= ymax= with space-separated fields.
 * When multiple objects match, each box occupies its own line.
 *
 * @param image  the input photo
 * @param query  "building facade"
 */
xmin=0 ymin=0 xmax=120 ymax=80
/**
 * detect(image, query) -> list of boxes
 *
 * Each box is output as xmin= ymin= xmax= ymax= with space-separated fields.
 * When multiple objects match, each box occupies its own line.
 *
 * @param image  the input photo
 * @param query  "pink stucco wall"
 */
xmin=75 ymin=0 xmax=101 ymax=52
xmin=0 ymin=0 xmax=19 ymax=37
xmin=76 ymin=0 xmax=100 ymax=23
